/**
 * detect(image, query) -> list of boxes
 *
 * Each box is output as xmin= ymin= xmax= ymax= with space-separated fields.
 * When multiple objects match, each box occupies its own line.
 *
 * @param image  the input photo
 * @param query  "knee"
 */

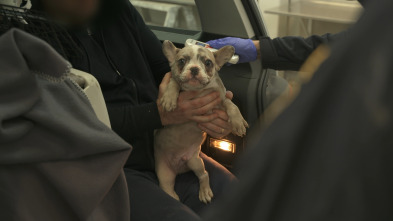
xmin=203 ymin=164 xmax=237 ymax=195
xmin=124 ymin=169 xmax=158 ymax=185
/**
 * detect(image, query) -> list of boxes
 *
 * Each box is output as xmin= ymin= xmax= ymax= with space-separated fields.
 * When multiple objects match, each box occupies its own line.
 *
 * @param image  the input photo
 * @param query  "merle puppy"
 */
xmin=155 ymin=41 xmax=248 ymax=203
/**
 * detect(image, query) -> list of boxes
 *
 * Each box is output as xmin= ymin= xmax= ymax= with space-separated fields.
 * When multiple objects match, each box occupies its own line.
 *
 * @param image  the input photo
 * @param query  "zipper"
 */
xmin=88 ymin=29 xmax=122 ymax=77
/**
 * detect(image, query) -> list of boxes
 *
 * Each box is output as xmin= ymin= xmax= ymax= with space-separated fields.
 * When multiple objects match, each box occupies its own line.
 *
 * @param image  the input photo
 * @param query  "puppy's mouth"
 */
xmin=187 ymin=77 xmax=202 ymax=84
xmin=182 ymin=76 xmax=209 ymax=87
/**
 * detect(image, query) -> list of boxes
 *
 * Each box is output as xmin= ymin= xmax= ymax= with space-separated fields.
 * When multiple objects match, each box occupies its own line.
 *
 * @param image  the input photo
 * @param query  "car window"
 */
xmin=130 ymin=0 xmax=202 ymax=31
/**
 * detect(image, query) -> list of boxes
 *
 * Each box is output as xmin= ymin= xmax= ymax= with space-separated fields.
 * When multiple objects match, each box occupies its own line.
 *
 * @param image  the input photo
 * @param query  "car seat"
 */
xmin=70 ymin=69 xmax=112 ymax=128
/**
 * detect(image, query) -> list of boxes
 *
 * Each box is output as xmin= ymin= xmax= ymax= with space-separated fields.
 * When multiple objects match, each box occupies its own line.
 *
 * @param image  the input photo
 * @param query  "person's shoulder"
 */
xmin=100 ymin=0 xmax=137 ymax=21
xmin=120 ymin=0 xmax=139 ymax=17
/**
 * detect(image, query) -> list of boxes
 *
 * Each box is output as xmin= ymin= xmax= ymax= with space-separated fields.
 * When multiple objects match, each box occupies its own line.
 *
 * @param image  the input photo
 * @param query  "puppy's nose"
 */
xmin=190 ymin=67 xmax=200 ymax=76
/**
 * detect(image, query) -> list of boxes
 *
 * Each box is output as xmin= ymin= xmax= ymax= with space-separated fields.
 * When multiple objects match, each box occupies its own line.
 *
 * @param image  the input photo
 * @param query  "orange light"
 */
xmin=209 ymin=138 xmax=236 ymax=153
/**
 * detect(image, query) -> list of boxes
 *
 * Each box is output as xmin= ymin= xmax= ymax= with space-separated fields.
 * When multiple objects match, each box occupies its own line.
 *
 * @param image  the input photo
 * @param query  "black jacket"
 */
xmin=31 ymin=0 xmax=170 ymax=170
xmin=259 ymin=33 xmax=343 ymax=71
xmin=74 ymin=2 xmax=170 ymax=170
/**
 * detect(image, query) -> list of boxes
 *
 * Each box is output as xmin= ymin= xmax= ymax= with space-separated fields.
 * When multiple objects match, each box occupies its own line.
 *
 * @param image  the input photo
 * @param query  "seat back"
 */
xmin=70 ymin=69 xmax=112 ymax=128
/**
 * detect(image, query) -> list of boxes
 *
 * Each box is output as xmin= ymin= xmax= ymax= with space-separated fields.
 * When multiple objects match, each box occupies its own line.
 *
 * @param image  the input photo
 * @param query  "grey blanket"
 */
xmin=0 ymin=29 xmax=132 ymax=221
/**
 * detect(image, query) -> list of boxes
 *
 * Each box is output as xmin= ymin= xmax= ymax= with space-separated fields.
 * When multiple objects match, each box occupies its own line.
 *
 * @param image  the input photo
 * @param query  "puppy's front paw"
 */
xmin=160 ymin=91 xmax=178 ymax=112
xmin=199 ymin=186 xmax=214 ymax=204
xmin=230 ymin=117 xmax=249 ymax=137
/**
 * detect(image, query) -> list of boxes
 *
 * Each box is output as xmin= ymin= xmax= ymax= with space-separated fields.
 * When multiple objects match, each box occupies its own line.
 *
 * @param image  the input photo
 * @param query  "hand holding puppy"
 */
xmin=158 ymin=72 xmax=222 ymax=126
xmin=158 ymin=73 xmax=234 ymax=137
xmin=198 ymin=91 xmax=233 ymax=138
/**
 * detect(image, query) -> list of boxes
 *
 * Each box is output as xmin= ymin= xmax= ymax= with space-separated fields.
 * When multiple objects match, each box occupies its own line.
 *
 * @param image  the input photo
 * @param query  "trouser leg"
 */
xmin=175 ymin=153 xmax=237 ymax=214
xmin=124 ymin=169 xmax=201 ymax=221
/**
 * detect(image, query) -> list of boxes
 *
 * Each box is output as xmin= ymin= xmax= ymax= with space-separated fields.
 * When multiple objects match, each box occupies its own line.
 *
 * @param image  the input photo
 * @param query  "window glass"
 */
xmin=131 ymin=0 xmax=202 ymax=31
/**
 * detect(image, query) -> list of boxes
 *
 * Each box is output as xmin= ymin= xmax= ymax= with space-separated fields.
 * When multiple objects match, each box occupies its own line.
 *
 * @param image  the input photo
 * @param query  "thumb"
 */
xmin=159 ymin=72 xmax=172 ymax=93
xmin=226 ymin=91 xmax=234 ymax=100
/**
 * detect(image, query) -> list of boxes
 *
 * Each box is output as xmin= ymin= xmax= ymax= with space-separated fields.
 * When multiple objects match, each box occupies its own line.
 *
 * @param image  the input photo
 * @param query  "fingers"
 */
xmin=207 ymin=37 xmax=235 ymax=49
xmin=198 ymin=124 xmax=221 ymax=138
xmin=198 ymin=123 xmax=231 ymax=138
xmin=198 ymin=115 xmax=231 ymax=135
xmin=189 ymin=91 xmax=219 ymax=107
xmin=178 ymin=91 xmax=220 ymax=115
xmin=209 ymin=118 xmax=231 ymax=130
xmin=192 ymin=97 xmax=221 ymax=115
xmin=178 ymin=90 xmax=200 ymax=101
xmin=175 ymin=90 xmax=231 ymax=126
xmin=201 ymin=122 xmax=221 ymax=132
xmin=191 ymin=113 xmax=218 ymax=123
xmin=213 ymin=109 xmax=229 ymax=121
xmin=179 ymin=90 xmax=220 ymax=102
xmin=225 ymin=91 xmax=233 ymax=100
xmin=198 ymin=109 xmax=232 ymax=138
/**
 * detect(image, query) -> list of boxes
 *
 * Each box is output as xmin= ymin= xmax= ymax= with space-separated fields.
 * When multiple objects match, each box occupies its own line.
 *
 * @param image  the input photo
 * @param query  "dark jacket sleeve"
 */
xmin=259 ymin=32 xmax=345 ymax=71
xmin=107 ymin=2 xmax=170 ymax=140
xmin=108 ymin=103 xmax=162 ymax=141
xmin=128 ymin=2 xmax=171 ymax=85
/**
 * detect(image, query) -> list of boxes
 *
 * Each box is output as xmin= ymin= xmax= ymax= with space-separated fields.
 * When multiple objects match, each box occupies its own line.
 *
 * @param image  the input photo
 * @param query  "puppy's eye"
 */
xmin=205 ymin=60 xmax=213 ymax=67
xmin=178 ymin=59 xmax=186 ymax=65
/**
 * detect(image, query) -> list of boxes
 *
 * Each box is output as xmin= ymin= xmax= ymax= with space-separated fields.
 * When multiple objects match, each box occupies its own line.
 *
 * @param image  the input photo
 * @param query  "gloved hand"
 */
xmin=207 ymin=37 xmax=258 ymax=63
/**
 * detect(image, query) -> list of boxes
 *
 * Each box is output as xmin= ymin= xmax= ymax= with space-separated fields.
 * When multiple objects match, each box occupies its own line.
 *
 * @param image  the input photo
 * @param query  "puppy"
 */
xmin=155 ymin=41 xmax=248 ymax=204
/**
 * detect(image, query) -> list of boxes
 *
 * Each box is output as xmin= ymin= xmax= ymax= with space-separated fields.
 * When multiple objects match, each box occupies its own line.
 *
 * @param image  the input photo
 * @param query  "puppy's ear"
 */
xmin=213 ymin=45 xmax=235 ymax=70
xmin=163 ymin=40 xmax=179 ymax=64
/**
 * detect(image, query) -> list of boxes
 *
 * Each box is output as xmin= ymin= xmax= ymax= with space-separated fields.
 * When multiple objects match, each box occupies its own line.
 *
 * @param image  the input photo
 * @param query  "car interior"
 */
xmin=132 ymin=0 xmax=362 ymax=168
xmin=0 ymin=0 xmax=363 ymax=168
xmin=2 ymin=0 xmax=380 ymax=220
xmin=131 ymin=0 xmax=288 ymax=168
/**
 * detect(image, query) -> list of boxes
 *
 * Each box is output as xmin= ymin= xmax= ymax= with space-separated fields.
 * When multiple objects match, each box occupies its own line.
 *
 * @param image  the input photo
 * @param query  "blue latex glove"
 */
xmin=207 ymin=37 xmax=258 ymax=63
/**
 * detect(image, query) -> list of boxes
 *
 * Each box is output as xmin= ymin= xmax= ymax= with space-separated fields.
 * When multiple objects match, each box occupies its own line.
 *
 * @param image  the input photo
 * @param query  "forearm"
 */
xmin=253 ymin=40 xmax=261 ymax=60
xmin=258 ymin=32 xmax=343 ymax=71
xmin=108 ymin=102 xmax=163 ymax=142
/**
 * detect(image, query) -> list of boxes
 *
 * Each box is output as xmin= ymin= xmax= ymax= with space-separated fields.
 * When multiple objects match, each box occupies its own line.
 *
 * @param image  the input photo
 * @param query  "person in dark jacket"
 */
xmin=206 ymin=1 xmax=367 ymax=70
xmin=30 ymin=0 xmax=235 ymax=220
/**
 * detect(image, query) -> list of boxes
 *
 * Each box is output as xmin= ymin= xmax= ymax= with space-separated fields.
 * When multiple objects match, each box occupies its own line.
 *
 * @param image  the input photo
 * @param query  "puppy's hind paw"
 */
xmin=199 ymin=186 xmax=214 ymax=204
xmin=231 ymin=118 xmax=248 ymax=137
xmin=160 ymin=96 xmax=177 ymax=112
xmin=169 ymin=191 xmax=180 ymax=201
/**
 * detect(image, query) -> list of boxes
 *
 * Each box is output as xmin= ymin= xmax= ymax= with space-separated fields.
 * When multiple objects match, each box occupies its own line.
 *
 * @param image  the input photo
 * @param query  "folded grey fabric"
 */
xmin=0 ymin=29 xmax=132 ymax=221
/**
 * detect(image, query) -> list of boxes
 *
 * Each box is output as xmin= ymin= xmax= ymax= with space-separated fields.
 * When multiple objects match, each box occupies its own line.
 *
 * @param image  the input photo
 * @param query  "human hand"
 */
xmin=158 ymin=73 xmax=222 ymax=126
xmin=198 ymin=91 xmax=233 ymax=138
xmin=207 ymin=37 xmax=260 ymax=63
